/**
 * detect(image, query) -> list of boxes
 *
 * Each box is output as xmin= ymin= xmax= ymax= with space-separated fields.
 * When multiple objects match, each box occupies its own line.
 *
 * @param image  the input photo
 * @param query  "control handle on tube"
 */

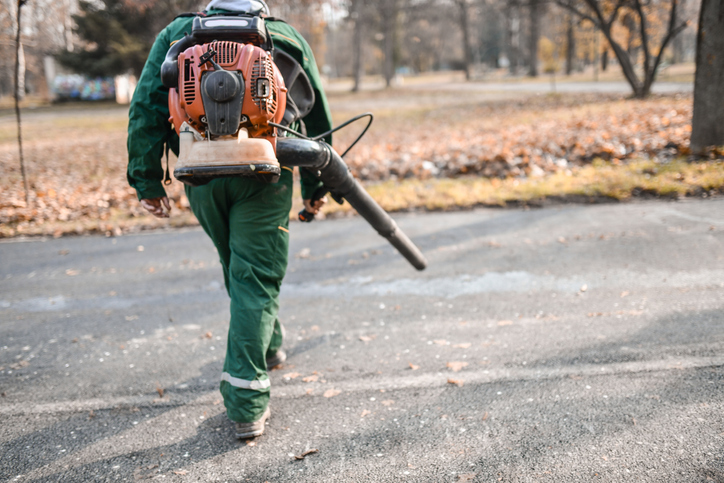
xmin=298 ymin=186 xmax=328 ymax=223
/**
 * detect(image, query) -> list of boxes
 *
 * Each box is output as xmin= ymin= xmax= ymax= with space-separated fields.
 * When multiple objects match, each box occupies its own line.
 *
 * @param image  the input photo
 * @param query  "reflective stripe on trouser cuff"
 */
xmin=221 ymin=372 xmax=270 ymax=390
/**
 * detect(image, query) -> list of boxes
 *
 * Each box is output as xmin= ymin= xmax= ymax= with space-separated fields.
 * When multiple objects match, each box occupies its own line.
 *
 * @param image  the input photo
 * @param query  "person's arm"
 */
xmin=127 ymin=26 xmax=176 ymax=216
xmin=268 ymin=22 xmax=333 ymax=206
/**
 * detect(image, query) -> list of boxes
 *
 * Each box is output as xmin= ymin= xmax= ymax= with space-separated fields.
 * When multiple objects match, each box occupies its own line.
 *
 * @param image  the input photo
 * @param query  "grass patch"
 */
xmin=322 ymin=158 xmax=724 ymax=215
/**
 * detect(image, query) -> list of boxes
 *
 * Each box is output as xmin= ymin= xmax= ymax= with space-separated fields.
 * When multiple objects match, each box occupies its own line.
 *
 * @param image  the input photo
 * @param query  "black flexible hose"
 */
xmin=277 ymin=138 xmax=427 ymax=271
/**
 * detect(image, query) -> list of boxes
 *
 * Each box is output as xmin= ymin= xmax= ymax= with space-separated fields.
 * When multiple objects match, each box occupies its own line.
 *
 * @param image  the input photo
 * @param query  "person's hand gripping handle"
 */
xmin=140 ymin=197 xmax=171 ymax=218
xmin=299 ymin=187 xmax=328 ymax=223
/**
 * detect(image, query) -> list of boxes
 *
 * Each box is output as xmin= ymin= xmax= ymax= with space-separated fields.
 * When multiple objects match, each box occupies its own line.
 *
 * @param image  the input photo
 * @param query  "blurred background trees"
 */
xmin=0 ymin=0 xmax=704 ymax=100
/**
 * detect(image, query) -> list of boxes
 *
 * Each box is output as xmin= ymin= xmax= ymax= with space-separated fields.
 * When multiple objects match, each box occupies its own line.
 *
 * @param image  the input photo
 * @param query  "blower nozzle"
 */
xmin=277 ymin=139 xmax=427 ymax=271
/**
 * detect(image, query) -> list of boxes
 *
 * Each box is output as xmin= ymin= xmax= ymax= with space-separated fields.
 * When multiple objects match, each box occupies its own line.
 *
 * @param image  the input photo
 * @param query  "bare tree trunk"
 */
xmin=691 ymin=0 xmax=724 ymax=151
xmin=15 ymin=0 xmax=29 ymax=205
xmin=565 ymin=14 xmax=575 ymax=75
xmin=505 ymin=5 xmax=520 ymax=75
xmin=528 ymin=0 xmax=541 ymax=77
xmin=351 ymin=0 xmax=363 ymax=92
xmin=382 ymin=1 xmax=399 ymax=87
xmin=456 ymin=0 xmax=472 ymax=80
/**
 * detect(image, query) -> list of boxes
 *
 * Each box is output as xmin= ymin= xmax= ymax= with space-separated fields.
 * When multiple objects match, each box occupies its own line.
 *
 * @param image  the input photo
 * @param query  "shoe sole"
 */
xmin=235 ymin=407 xmax=271 ymax=439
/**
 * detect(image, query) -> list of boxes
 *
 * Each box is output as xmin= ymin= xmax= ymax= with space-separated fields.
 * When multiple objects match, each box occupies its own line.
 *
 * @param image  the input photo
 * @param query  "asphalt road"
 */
xmin=1 ymin=199 xmax=723 ymax=482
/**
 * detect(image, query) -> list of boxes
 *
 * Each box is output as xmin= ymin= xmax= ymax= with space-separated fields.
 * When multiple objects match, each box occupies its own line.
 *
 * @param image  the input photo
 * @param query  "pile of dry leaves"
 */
xmin=339 ymin=93 xmax=694 ymax=181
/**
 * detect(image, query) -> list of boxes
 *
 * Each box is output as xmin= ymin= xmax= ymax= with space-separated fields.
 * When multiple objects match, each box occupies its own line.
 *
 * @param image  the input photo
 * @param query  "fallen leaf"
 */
xmin=302 ymin=375 xmax=319 ymax=383
xmin=433 ymin=339 xmax=447 ymax=346
xmin=323 ymin=389 xmax=341 ymax=398
xmin=9 ymin=360 xmax=29 ymax=370
xmin=497 ymin=320 xmax=513 ymax=326
xmin=381 ymin=400 xmax=395 ymax=406
xmin=361 ymin=409 xmax=371 ymax=417
xmin=447 ymin=378 xmax=464 ymax=387
xmin=482 ymin=411 xmax=489 ymax=421
xmin=156 ymin=387 xmax=164 ymax=398
xmin=283 ymin=372 xmax=301 ymax=379
xmin=172 ymin=470 xmax=188 ymax=475
xmin=408 ymin=362 xmax=420 ymax=371
xmin=446 ymin=361 xmax=469 ymax=372
xmin=294 ymin=449 xmax=318 ymax=460
xmin=453 ymin=343 xmax=472 ymax=349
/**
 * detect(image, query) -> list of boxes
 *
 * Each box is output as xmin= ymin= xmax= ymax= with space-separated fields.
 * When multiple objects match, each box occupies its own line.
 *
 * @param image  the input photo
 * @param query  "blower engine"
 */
xmin=160 ymin=15 xmax=428 ymax=271
xmin=161 ymin=15 xmax=314 ymax=185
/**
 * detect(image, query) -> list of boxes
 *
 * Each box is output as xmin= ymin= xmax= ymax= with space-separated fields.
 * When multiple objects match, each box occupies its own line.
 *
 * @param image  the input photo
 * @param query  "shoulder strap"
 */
xmin=173 ymin=11 xmax=206 ymax=20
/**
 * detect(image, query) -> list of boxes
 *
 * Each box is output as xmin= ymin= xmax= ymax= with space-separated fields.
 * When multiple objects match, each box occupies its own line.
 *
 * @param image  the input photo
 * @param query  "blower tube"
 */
xmin=277 ymin=138 xmax=427 ymax=271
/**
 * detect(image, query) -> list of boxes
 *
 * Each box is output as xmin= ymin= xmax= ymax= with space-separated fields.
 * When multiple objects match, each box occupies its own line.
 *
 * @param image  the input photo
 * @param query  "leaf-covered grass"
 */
xmin=1 ymin=90 xmax=721 ymax=239
xmin=2 ymin=157 xmax=721 ymax=238
xmin=320 ymin=158 xmax=724 ymax=215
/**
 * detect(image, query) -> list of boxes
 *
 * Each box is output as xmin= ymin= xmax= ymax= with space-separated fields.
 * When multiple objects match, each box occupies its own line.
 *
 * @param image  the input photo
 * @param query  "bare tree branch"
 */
xmin=649 ymin=0 xmax=688 ymax=87
xmin=604 ymin=0 xmax=627 ymax=29
xmin=633 ymin=0 xmax=652 ymax=76
xmin=553 ymin=0 xmax=597 ymax=25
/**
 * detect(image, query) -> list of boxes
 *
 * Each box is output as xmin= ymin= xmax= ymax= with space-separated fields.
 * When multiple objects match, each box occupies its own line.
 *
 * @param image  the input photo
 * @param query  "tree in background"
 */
xmin=565 ymin=14 xmax=576 ymax=75
xmin=454 ymin=0 xmax=473 ymax=80
xmin=527 ymin=0 xmax=543 ymax=76
xmin=57 ymin=0 xmax=200 ymax=78
xmin=690 ymin=0 xmax=724 ymax=151
xmin=380 ymin=0 xmax=403 ymax=86
xmin=349 ymin=0 xmax=365 ymax=91
xmin=503 ymin=2 xmax=523 ymax=74
xmin=555 ymin=0 xmax=688 ymax=98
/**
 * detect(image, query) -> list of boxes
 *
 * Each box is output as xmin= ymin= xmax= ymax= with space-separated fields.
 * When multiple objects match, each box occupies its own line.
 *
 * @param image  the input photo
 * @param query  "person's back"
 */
xmin=126 ymin=0 xmax=332 ymax=439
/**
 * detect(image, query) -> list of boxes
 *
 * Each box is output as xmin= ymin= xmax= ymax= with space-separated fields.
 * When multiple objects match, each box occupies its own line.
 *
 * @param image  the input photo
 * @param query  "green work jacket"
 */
xmin=127 ymin=10 xmax=332 ymax=201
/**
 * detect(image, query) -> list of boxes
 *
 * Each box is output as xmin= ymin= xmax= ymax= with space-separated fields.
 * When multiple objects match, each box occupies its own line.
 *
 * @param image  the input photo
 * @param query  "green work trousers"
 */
xmin=185 ymin=168 xmax=293 ymax=423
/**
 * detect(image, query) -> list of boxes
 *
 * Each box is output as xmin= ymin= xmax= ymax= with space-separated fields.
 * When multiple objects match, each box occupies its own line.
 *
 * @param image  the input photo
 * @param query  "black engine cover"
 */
xmin=200 ymin=70 xmax=244 ymax=136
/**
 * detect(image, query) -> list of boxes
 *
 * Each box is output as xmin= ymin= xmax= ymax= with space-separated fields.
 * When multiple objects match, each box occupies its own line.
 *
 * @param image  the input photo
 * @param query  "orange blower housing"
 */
xmin=162 ymin=16 xmax=288 ymax=185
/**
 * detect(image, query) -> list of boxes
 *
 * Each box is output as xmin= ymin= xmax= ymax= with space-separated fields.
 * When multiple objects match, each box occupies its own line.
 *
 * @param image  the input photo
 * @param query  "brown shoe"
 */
xmin=266 ymin=349 xmax=287 ymax=370
xmin=235 ymin=407 xmax=271 ymax=439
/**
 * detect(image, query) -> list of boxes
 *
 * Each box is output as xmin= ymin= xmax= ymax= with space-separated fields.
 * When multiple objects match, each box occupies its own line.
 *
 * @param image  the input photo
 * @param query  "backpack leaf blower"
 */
xmin=161 ymin=15 xmax=427 ymax=271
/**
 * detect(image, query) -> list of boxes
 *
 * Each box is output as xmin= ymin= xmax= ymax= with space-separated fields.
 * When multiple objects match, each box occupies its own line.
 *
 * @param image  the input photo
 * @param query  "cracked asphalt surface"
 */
xmin=1 ymin=199 xmax=723 ymax=482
